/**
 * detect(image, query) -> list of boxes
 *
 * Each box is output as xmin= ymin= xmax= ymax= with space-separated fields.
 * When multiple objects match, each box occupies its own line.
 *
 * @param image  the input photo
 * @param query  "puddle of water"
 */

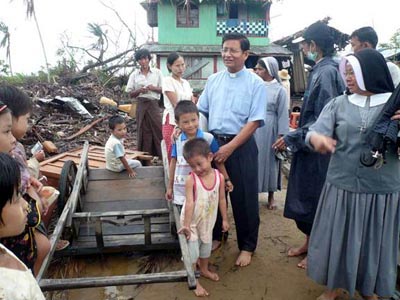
xmin=44 ymin=251 xmax=180 ymax=300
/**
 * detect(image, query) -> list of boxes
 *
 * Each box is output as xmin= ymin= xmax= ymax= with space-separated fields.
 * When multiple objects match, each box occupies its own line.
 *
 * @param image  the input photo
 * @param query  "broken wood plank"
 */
xmin=64 ymin=116 xmax=107 ymax=141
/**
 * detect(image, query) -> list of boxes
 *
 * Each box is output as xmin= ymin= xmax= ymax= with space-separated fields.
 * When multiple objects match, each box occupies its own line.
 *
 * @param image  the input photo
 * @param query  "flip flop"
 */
xmin=55 ymin=239 xmax=70 ymax=251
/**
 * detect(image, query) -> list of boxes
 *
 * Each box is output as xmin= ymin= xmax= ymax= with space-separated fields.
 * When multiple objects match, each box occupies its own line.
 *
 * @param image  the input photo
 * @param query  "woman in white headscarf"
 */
xmin=254 ymin=57 xmax=289 ymax=209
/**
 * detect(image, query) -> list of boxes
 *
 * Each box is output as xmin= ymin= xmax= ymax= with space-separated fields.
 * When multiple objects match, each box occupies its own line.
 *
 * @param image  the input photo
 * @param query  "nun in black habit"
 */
xmin=306 ymin=48 xmax=399 ymax=300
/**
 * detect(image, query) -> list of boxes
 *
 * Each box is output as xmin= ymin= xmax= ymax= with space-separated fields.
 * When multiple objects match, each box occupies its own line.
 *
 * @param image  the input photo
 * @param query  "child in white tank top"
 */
xmin=178 ymin=138 xmax=229 ymax=297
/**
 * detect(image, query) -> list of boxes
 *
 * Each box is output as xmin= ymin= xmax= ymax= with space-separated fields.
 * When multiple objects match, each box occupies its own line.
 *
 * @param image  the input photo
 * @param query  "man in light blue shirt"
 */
xmin=198 ymin=32 xmax=266 ymax=267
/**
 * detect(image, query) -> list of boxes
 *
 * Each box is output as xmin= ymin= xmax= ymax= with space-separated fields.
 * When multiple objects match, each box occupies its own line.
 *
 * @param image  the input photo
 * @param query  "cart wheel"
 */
xmin=57 ymin=160 xmax=77 ymax=216
xmin=81 ymin=158 xmax=90 ymax=194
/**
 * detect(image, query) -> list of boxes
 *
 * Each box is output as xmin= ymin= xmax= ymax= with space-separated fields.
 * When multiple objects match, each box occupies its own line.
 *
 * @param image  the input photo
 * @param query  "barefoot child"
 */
xmin=105 ymin=115 xmax=142 ymax=178
xmin=0 ymin=152 xmax=45 ymax=299
xmin=179 ymin=138 xmax=229 ymax=297
xmin=0 ymin=86 xmax=54 ymax=275
xmin=165 ymin=100 xmax=233 ymax=210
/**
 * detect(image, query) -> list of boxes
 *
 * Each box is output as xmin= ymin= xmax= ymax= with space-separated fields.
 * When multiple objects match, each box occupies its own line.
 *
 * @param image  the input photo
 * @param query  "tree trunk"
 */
xmin=33 ymin=10 xmax=50 ymax=82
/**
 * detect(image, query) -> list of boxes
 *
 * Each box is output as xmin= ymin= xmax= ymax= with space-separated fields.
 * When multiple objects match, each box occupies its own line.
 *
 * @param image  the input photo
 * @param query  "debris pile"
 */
xmin=19 ymin=77 xmax=139 ymax=156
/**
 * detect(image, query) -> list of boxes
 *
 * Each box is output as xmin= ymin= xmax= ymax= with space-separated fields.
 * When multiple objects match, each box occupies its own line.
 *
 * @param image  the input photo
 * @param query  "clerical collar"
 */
xmin=227 ymin=68 xmax=246 ymax=78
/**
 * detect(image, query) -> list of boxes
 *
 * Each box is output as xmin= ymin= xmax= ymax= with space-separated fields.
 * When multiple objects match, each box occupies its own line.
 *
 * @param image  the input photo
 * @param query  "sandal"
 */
xmin=55 ymin=239 xmax=70 ymax=251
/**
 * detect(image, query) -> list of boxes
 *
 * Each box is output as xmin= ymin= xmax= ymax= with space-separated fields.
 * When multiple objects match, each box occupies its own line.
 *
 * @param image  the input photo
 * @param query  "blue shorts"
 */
xmin=188 ymin=240 xmax=212 ymax=264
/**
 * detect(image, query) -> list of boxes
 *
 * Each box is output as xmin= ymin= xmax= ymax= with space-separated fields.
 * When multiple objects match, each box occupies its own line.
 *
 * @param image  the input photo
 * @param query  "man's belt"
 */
xmin=211 ymin=132 xmax=236 ymax=143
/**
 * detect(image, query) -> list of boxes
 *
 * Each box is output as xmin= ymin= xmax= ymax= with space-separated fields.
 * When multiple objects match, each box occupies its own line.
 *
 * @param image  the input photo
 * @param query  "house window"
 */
xmin=228 ymin=3 xmax=239 ymax=19
xmin=176 ymin=1 xmax=199 ymax=28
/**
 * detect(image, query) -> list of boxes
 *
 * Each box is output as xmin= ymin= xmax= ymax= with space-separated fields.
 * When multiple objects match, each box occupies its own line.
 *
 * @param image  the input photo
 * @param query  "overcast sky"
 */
xmin=0 ymin=0 xmax=399 ymax=74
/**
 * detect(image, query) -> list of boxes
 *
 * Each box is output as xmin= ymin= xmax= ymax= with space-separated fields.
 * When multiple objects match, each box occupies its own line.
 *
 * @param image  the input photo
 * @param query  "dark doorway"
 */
xmin=229 ymin=3 xmax=239 ymax=19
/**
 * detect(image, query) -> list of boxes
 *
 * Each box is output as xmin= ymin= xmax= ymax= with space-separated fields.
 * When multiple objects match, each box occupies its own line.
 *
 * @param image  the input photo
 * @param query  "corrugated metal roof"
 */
xmin=142 ymin=43 xmax=292 ymax=56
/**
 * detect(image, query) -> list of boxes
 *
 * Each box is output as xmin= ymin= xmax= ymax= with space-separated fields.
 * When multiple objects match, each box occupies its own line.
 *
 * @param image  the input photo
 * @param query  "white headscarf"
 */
xmin=261 ymin=57 xmax=282 ymax=84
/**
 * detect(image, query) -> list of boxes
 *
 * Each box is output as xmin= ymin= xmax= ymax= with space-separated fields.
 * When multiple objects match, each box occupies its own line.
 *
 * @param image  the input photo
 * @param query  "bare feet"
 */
xmin=266 ymin=200 xmax=277 ymax=210
xmin=316 ymin=289 xmax=339 ymax=300
xmin=297 ymin=256 xmax=307 ymax=269
xmin=235 ymin=250 xmax=252 ymax=267
xmin=211 ymin=240 xmax=221 ymax=252
xmin=201 ymin=269 xmax=219 ymax=281
xmin=287 ymin=238 xmax=308 ymax=257
xmin=266 ymin=192 xmax=277 ymax=210
xmin=194 ymin=281 xmax=209 ymax=297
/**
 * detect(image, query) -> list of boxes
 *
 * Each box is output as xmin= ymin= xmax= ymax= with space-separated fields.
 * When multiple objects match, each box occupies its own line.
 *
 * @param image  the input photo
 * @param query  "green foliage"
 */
xmin=379 ymin=29 xmax=400 ymax=50
xmin=0 ymin=59 xmax=10 ymax=75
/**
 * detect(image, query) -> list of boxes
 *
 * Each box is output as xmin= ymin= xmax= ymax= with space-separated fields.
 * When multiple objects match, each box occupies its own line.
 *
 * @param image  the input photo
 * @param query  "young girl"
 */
xmin=0 ymin=85 xmax=51 ymax=275
xmin=0 ymin=152 xmax=45 ymax=299
xmin=178 ymin=138 xmax=229 ymax=297
xmin=162 ymin=52 xmax=194 ymax=161
xmin=306 ymin=49 xmax=398 ymax=299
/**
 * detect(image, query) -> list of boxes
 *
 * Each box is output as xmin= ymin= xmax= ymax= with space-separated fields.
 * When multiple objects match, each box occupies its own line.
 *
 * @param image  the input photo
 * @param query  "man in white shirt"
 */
xmin=350 ymin=26 xmax=400 ymax=87
xmin=126 ymin=49 xmax=163 ymax=157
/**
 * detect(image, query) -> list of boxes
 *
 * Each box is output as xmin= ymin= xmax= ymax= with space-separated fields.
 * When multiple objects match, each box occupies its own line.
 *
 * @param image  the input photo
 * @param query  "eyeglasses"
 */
xmin=221 ymin=48 xmax=242 ymax=55
xmin=343 ymin=71 xmax=355 ymax=78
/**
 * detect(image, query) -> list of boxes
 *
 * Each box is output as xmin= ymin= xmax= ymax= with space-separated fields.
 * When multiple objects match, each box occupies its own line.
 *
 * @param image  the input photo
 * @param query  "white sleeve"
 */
xmin=125 ymin=72 xmax=136 ymax=93
xmin=162 ymin=76 xmax=175 ymax=93
xmin=387 ymin=62 xmax=400 ymax=88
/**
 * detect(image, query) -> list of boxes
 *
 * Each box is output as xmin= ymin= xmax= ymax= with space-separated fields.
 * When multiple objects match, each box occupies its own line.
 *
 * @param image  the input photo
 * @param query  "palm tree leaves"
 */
xmin=0 ymin=21 xmax=12 ymax=75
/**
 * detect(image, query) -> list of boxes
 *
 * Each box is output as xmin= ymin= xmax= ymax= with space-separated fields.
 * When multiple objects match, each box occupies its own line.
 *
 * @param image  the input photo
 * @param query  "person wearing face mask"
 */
xmin=273 ymin=21 xmax=345 ymax=270
xmin=350 ymin=26 xmax=400 ymax=88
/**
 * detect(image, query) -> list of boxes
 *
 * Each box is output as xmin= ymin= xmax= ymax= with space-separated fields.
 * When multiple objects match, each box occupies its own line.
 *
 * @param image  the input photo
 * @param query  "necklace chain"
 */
xmin=358 ymin=96 xmax=371 ymax=133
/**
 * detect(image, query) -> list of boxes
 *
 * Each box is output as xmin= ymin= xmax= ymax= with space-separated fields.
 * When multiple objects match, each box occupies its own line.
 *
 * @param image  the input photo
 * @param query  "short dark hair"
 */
xmin=108 ymin=115 xmax=125 ymax=130
xmin=174 ymin=100 xmax=199 ymax=122
xmin=134 ymin=48 xmax=151 ymax=61
xmin=0 ymin=153 xmax=21 ymax=224
xmin=350 ymin=26 xmax=378 ymax=49
xmin=303 ymin=21 xmax=335 ymax=57
xmin=167 ymin=52 xmax=183 ymax=72
xmin=222 ymin=32 xmax=250 ymax=51
xmin=0 ymin=85 xmax=32 ymax=118
xmin=183 ymin=138 xmax=211 ymax=161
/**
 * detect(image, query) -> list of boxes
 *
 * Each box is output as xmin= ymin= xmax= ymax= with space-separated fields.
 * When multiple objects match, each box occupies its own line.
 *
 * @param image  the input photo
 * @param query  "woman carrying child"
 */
xmin=306 ymin=49 xmax=399 ymax=299
xmin=179 ymin=138 xmax=229 ymax=297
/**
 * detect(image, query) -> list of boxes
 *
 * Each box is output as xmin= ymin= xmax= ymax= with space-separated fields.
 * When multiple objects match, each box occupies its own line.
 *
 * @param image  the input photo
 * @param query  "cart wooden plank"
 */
xmin=40 ymin=271 xmax=190 ymax=291
xmin=88 ymin=167 xmax=164 ymax=181
xmin=77 ymin=222 xmax=171 ymax=236
xmin=83 ymin=200 xmax=167 ymax=212
xmin=84 ymin=179 xmax=165 ymax=202
xmin=39 ymin=146 xmax=154 ymax=188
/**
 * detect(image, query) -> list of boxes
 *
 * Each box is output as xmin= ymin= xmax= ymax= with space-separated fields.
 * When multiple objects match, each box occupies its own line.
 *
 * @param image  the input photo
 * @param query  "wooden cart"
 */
xmin=37 ymin=141 xmax=196 ymax=291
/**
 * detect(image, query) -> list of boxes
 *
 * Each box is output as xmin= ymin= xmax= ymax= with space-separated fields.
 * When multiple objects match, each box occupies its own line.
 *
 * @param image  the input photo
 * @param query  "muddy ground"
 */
xmin=46 ymin=179 xmax=364 ymax=300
